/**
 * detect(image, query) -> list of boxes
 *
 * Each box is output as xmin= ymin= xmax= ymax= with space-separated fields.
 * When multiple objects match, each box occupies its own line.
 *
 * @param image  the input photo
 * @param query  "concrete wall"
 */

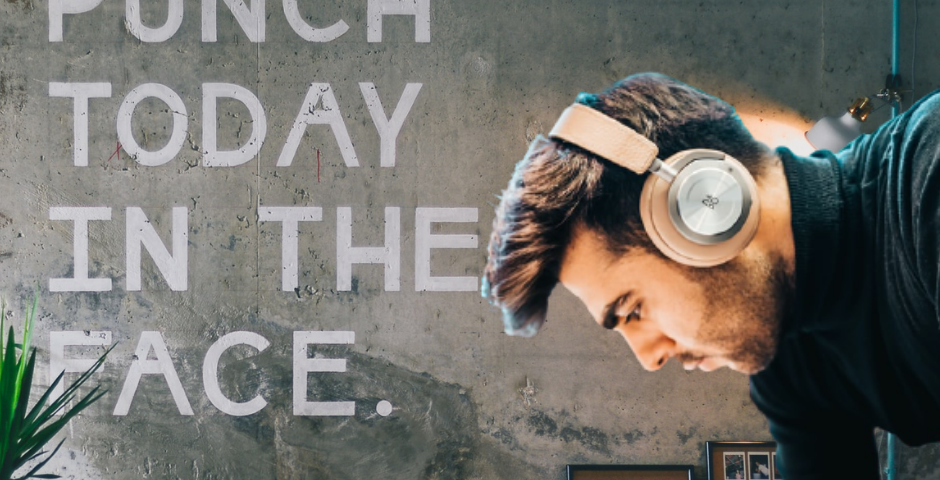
xmin=0 ymin=0 xmax=937 ymax=478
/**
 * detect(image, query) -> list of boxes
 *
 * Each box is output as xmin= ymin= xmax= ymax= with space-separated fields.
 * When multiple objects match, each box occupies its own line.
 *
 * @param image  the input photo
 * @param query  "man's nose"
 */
xmin=622 ymin=332 xmax=674 ymax=371
xmin=636 ymin=347 xmax=670 ymax=371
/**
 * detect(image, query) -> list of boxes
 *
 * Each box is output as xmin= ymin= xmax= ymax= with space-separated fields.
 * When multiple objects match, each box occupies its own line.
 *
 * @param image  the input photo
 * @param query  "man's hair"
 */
xmin=482 ymin=72 xmax=772 ymax=336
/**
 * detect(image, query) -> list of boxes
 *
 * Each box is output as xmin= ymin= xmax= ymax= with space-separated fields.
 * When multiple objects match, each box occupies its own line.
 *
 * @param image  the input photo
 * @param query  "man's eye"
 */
xmin=617 ymin=304 xmax=641 ymax=325
xmin=626 ymin=304 xmax=641 ymax=322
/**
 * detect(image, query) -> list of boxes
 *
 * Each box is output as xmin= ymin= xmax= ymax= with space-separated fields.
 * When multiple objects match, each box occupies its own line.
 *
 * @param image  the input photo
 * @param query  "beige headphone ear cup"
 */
xmin=639 ymin=152 xmax=761 ymax=267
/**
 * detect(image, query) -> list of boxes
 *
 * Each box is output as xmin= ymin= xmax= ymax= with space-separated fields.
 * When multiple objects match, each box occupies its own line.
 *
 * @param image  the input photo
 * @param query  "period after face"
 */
xmin=557 ymin=225 xmax=790 ymax=375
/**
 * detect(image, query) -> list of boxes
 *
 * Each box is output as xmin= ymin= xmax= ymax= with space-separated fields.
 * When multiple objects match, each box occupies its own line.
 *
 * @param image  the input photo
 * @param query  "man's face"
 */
xmin=558 ymin=227 xmax=791 ymax=374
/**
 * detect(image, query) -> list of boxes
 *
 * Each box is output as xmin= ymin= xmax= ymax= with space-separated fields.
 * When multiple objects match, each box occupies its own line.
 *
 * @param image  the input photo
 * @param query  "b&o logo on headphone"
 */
xmin=702 ymin=194 xmax=719 ymax=210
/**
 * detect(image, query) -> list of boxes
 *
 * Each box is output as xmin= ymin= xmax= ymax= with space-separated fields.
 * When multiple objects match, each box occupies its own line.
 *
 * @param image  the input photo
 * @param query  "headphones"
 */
xmin=548 ymin=103 xmax=760 ymax=267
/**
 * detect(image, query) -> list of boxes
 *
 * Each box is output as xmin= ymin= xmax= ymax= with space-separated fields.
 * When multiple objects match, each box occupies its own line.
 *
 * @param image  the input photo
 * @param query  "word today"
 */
xmin=51 ymin=81 xmax=422 ymax=169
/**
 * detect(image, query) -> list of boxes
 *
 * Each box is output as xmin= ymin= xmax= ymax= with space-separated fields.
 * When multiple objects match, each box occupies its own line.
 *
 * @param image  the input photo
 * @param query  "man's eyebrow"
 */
xmin=600 ymin=291 xmax=632 ymax=330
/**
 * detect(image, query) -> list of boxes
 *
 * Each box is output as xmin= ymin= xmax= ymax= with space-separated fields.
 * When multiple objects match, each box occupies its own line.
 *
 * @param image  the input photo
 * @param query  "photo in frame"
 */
xmin=706 ymin=441 xmax=779 ymax=480
xmin=747 ymin=452 xmax=771 ymax=479
xmin=567 ymin=464 xmax=695 ymax=480
xmin=722 ymin=451 xmax=746 ymax=479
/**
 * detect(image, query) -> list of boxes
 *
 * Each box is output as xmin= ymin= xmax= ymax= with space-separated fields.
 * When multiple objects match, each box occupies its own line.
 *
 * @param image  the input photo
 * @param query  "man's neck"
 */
xmin=749 ymin=153 xmax=796 ymax=277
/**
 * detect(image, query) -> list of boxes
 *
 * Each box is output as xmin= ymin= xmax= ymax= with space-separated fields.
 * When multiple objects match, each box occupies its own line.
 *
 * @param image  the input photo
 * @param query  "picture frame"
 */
xmin=705 ymin=442 xmax=778 ymax=480
xmin=567 ymin=464 xmax=695 ymax=480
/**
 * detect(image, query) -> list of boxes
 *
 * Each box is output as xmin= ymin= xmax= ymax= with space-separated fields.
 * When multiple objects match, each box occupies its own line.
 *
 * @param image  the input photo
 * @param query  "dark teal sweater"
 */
xmin=750 ymin=91 xmax=940 ymax=479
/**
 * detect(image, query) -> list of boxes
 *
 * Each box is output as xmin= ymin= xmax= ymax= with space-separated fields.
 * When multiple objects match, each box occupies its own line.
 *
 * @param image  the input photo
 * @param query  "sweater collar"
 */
xmin=777 ymin=147 xmax=845 ymax=334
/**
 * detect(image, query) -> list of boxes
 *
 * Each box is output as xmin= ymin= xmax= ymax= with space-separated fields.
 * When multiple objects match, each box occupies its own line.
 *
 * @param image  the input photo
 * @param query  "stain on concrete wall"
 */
xmin=0 ymin=0 xmax=937 ymax=479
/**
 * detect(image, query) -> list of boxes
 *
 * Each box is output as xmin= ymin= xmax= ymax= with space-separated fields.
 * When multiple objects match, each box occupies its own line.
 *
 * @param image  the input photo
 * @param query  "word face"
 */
xmin=51 ymin=330 xmax=362 ymax=417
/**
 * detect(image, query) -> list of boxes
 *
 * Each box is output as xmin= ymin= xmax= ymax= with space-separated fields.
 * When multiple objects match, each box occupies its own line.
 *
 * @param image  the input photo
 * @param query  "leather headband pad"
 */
xmin=549 ymin=104 xmax=659 ymax=174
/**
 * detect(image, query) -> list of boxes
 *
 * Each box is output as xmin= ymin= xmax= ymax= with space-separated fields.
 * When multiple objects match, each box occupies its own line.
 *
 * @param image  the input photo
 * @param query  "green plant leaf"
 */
xmin=0 ymin=293 xmax=109 ymax=480
xmin=17 ymin=387 xmax=104 ymax=461
xmin=0 ymin=328 xmax=21 ymax=469
xmin=12 ymin=296 xmax=37 ymax=415
xmin=9 ymin=351 xmax=36 ymax=449
xmin=11 ymin=439 xmax=63 ymax=480
xmin=19 ymin=344 xmax=112 ymax=449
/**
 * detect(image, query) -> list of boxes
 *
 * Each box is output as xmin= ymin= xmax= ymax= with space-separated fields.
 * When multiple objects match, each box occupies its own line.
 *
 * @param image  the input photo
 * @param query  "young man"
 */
xmin=482 ymin=72 xmax=940 ymax=479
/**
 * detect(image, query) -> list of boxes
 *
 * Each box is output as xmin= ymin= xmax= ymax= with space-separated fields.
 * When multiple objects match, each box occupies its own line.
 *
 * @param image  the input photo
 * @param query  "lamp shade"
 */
xmin=804 ymin=112 xmax=864 ymax=152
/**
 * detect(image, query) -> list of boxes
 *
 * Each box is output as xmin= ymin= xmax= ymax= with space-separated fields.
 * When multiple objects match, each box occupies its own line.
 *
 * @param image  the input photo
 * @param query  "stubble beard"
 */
xmin=683 ymin=250 xmax=794 ymax=375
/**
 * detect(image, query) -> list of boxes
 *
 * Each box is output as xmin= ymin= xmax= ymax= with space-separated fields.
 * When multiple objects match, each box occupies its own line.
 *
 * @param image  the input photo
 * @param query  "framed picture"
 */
xmin=706 ymin=441 xmax=778 ymax=480
xmin=567 ymin=464 xmax=695 ymax=480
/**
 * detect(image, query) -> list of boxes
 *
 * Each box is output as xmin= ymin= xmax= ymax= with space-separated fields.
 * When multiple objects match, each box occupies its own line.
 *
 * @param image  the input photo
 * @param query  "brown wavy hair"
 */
xmin=482 ymin=73 xmax=772 ymax=336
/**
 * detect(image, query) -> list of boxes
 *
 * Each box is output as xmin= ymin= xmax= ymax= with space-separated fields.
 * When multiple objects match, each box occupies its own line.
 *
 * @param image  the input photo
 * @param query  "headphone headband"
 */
xmin=549 ymin=103 xmax=659 ymax=174
xmin=547 ymin=101 xmax=760 ymax=268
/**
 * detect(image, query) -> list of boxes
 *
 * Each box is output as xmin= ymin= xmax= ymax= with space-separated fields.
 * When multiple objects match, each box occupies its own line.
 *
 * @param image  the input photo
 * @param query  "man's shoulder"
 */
xmin=841 ymin=90 xmax=940 ymax=165
xmin=898 ymin=90 xmax=940 ymax=148
xmin=909 ymin=89 xmax=940 ymax=120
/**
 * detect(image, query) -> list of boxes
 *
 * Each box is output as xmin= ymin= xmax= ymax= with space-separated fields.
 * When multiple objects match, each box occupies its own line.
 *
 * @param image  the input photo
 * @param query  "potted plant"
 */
xmin=0 ymin=295 xmax=110 ymax=480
